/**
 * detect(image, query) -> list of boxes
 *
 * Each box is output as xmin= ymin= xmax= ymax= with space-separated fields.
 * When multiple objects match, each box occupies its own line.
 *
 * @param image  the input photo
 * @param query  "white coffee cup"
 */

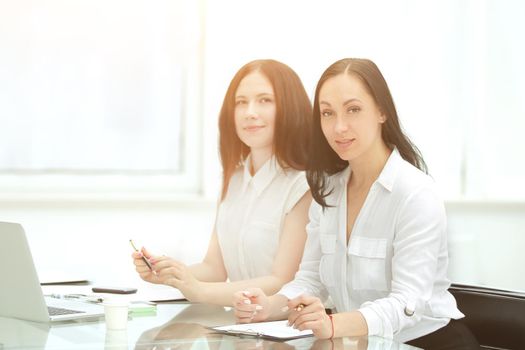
xmin=104 ymin=329 xmax=128 ymax=350
xmin=103 ymin=299 xmax=129 ymax=330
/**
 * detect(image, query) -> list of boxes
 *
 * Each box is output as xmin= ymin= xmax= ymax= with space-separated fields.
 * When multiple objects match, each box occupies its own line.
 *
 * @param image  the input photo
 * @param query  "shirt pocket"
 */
xmin=348 ymin=236 xmax=388 ymax=291
xmin=319 ymin=234 xmax=337 ymax=287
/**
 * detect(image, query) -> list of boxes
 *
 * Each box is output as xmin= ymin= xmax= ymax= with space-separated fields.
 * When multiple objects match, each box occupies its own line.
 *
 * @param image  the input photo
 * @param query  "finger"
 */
xmin=236 ymin=316 xmax=254 ymax=324
xmin=233 ymin=290 xmax=247 ymax=304
xmin=155 ymin=266 xmax=182 ymax=278
xmin=234 ymin=302 xmax=256 ymax=312
xmin=234 ymin=307 xmax=261 ymax=323
xmin=167 ymin=277 xmax=183 ymax=289
xmin=233 ymin=299 xmax=259 ymax=313
xmin=295 ymin=320 xmax=322 ymax=332
xmin=287 ymin=301 xmax=318 ymax=326
xmin=234 ymin=308 xmax=257 ymax=320
xmin=140 ymin=246 xmax=154 ymax=259
xmin=288 ymin=295 xmax=316 ymax=308
xmin=242 ymin=288 xmax=263 ymax=298
xmin=150 ymin=257 xmax=184 ymax=270
xmin=136 ymin=265 xmax=153 ymax=274
xmin=133 ymin=258 xmax=146 ymax=267
xmin=292 ymin=311 xmax=318 ymax=329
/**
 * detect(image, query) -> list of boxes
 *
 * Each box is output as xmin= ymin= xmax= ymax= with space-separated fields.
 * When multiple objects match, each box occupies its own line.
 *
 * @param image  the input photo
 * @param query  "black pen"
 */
xmin=130 ymin=239 xmax=153 ymax=270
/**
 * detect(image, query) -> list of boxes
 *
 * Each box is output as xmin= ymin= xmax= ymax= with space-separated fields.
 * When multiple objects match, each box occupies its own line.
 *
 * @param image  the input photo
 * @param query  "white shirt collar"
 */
xmin=337 ymin=147 xmax=402 ymax=192
xmin=375 ymin=147 xmax=402 ymax=192
xmin=241 ymin=154 xmax=281 ymax=196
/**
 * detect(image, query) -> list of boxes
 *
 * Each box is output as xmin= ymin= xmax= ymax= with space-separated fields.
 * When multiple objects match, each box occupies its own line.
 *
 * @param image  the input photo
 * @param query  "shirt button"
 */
xmin=404 ymin=300 xmax=416 ymax=316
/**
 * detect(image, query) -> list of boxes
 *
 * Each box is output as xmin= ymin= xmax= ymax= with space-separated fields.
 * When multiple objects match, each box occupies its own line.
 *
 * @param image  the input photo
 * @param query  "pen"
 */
xmin=130 ymin=239 xmax=153 ymax=270
xmin=281 ymin=303 xmax=306 ymax=313
xmin=47 ymin=293 xmax=104 ymax=304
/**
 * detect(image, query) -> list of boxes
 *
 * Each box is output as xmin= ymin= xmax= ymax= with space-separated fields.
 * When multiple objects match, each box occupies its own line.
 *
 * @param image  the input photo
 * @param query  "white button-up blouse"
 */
xmin=216 ymin=155 xmax=309 ymax=282
xmin=279 ymin=149 xmax=464 ymax=342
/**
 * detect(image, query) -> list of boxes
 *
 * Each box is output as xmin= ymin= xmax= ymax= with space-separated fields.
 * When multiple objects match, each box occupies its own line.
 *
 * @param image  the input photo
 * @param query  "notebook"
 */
xmin=211 ymin=320 xmax=314 ymax=341
xmin=0 ymin=222 xmax=105 ymax=322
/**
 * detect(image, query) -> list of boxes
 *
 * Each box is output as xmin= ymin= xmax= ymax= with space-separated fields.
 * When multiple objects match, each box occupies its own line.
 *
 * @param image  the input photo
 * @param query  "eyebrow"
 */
xmin=320 ymin=98 xmax=362 ymax=106
xmin=235 ymin=92 xmax=274 ymax=99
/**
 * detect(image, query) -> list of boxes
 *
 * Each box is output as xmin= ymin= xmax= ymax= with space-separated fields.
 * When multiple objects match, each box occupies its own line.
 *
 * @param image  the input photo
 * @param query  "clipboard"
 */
xmin=209 ymin=320 xmax=314 ymax=341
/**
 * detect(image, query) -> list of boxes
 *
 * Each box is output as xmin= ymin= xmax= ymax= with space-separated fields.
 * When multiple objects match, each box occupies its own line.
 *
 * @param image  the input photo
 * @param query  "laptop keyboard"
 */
xmin=48 ymin=306 xmax=85 ymax=316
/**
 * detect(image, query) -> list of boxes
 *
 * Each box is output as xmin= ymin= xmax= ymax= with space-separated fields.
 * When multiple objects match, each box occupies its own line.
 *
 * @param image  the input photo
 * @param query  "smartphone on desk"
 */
xmin=92 ymin=286 xmax=138 ymax=294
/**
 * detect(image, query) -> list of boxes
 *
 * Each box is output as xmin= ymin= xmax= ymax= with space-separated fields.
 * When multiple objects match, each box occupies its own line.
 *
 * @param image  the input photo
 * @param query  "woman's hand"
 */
xmin=131 ymin=247 xmax=204 ymax=302
xmin=287 ymin=295 xmax=333 ymax=339
xmin=132 ymin=247 xmax=163 ymax=284
xmin=233 ymin=288 xmax=271 ymax=323
xmin=149 ymin=255 xmax=204 ymax=302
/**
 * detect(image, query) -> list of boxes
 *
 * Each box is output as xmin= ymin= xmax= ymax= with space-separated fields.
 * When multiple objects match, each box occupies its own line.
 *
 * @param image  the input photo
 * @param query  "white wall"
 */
xmin=2 ymin=200 xmax=524 ymax=291
xmin=446 ymin=202 xmax=525 ymax=291
xmin=0 ymin=199 xmax=215 ymax=286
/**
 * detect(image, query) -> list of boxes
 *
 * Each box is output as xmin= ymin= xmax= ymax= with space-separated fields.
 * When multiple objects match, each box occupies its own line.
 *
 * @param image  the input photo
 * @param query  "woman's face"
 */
xmin=318 ymin=73 xmax=385 ymax=162
xmin=234 ymin=70 xmax=276 ymax=154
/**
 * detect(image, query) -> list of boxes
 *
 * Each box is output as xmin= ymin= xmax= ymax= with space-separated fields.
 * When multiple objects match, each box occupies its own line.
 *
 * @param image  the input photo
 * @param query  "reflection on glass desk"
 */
xmin=0 ymin=303 xmax=421 ymax=349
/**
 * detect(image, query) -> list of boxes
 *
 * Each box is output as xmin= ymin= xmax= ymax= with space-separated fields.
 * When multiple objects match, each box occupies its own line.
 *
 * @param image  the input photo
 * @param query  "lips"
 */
xmin=244 ymin=125 xmax=265 ymax=132
xmin=335 ymin=138 xmax=355 ymax=149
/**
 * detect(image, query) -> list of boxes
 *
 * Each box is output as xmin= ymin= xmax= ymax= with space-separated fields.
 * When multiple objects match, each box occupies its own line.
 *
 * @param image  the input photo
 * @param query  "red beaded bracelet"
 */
xmin=328 ymin=314 xmax=334 ymax=339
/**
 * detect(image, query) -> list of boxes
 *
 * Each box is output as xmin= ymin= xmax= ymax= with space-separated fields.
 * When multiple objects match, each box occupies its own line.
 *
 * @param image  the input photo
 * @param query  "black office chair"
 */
xmin=449 ymin=283 xmax=525 ymax=350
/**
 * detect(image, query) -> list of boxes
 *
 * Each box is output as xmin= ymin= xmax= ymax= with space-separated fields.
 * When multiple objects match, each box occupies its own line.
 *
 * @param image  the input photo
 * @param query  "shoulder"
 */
xmin=277 ymin=167 xmax=307 ymax=186
xmin=229 ymin=165 xmax=245 ymax=184
xmin=395 ymin=160 xmax=439 ymax=198
xmin=393 ymin=160 xmax=445 ymax=219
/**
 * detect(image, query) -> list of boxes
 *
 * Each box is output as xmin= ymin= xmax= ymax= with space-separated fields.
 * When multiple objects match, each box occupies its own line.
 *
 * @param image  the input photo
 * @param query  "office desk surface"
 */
xmin=0 ymin=303 xmax=420 ymax=349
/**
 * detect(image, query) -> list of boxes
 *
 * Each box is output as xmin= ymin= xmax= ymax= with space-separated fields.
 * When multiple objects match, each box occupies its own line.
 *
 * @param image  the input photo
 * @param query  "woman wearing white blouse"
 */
xmin=233 ymin=59 xmax=478 ymax=349
xmin=132 ymin=60 xmax=312 ymax=306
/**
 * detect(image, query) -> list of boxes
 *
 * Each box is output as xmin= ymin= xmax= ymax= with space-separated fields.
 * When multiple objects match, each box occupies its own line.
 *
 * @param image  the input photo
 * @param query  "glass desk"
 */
xmin=0 ymin=303 xmax=420 ymax=349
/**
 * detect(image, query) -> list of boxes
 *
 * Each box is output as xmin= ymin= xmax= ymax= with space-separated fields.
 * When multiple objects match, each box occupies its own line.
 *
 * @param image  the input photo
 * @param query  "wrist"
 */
xmin=328 ymin=314 xmax=335 ymax=339
xmin=192 ymin=281 xmax=206 ymax=303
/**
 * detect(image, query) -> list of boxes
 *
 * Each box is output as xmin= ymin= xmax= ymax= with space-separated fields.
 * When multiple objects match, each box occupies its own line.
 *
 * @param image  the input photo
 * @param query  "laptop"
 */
xmin=0 ymin=222 xmax=105 ymax=322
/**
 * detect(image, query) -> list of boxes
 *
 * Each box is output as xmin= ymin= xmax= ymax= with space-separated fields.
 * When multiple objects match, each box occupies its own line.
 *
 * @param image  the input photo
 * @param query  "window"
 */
xmin=0 ymin=0 xmax=204 ymax=197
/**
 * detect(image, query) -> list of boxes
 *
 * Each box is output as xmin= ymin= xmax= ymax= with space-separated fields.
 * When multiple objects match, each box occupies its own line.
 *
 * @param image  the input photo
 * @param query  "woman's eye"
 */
xmin=260 ymin=97 xmax=272 ymax=103
xmin=321 ymin=110 xmax=333 ymax=117
xmin=235 ymin=100 xmax=246 ymax=106
xmin=347 ymin=107 xmax=360 ymax=114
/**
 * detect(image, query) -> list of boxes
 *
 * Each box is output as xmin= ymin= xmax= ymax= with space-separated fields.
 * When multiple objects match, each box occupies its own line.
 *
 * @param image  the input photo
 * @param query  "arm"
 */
xmin=187 ymin=228 xmax=228 ymax=282
xmin=284 ymin=186 xmax=446 ymax=339
xmin=195 ymin=191 xmax=312 ymax=305
xmin=151 ymin=192 xmax=312 ymax=305
xmin=233 ymin=200 xmax=332 ymax=324
xmin=352 ymin=186 xmax=446 ymax=338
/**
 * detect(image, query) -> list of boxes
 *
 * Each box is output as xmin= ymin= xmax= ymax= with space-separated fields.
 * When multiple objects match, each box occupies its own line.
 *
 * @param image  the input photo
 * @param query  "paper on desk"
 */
xmin=211 ymin=320 xmax=313 ymax=341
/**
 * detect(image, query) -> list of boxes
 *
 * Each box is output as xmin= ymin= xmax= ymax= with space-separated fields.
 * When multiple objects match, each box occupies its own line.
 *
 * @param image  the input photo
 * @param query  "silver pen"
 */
xmin=48 ymin=293 xmax=104 ymax=304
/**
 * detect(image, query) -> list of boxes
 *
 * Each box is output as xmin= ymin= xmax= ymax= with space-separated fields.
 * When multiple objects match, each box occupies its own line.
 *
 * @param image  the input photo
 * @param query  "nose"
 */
xmin=245 ymin=101 xmax=258 ymax=119
xmin=334 ymin=115 xmax=349 ymax=134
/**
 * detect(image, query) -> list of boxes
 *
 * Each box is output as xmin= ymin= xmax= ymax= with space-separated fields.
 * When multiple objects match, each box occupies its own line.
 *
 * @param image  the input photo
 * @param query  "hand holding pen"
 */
xmin=233 ymin=288 xmax=271 ymax=323
xmin=130 ymin=239 xmax=153 ymax=270
xmin=131 ymin=240 xmax=164 ymax=285
xmin=286 ymin=295 xmax=334 ymax=339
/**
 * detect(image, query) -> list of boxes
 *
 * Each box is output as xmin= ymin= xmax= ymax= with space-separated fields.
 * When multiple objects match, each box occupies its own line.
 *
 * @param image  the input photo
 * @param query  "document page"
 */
xmin=212 ymin=320 xmax=313 ymax=340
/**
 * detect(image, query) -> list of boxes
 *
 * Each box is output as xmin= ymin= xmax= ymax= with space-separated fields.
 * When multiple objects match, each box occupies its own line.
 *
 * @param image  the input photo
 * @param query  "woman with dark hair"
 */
xmin=132 ymin=59 xmax=312 ymax=306
xmin=233 ymin=58 xmax=478 ymax=348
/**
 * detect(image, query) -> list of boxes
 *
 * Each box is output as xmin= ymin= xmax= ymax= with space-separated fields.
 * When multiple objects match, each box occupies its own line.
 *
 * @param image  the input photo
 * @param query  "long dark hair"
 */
xmin=307 ymin=58 xmax=427 ymax=208
xmin=219 ymin=59 xmax=312 ymax=200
